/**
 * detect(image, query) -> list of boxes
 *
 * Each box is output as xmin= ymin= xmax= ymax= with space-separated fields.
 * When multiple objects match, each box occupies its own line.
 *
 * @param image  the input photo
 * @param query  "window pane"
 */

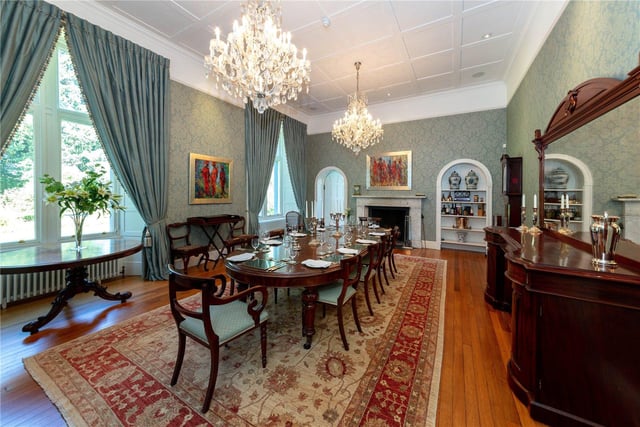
xmin=60 ymin=120 xmax=112 ymax=237
xmin=58 ymin=42 xmax=87 ymax=113
xmin=0 ymin=116 xmax=36 ymax=243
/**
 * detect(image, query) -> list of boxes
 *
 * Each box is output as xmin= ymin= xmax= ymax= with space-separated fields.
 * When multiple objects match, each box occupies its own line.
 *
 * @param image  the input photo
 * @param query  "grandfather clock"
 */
xmin=501 ymin=154 xmax=522 ymax=227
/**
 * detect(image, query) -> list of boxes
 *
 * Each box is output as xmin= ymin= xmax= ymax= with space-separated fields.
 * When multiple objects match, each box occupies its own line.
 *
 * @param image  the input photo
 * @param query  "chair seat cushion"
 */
xmin=180 ymin=300 xmax=268 ymax=345
xmin=175 ymin=244 xmax=207 ymax=253
xmin=317 ymin=281 xmax=356 ymax=305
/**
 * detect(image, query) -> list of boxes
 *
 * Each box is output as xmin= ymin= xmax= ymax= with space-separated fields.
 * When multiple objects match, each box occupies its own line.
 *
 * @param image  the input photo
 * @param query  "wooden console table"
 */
xmin=0 ymin=239 xmax=142 ymax=334
xmin=485 ymin=227 xmax=640 ymax=426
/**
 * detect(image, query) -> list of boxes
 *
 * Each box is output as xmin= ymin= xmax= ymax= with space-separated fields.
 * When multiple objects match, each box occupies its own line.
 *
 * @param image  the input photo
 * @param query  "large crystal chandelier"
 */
xmin=204 ymin=0 xmax=310 ymax=113
xmin=332 ymin=62 xmax=383 ymax=155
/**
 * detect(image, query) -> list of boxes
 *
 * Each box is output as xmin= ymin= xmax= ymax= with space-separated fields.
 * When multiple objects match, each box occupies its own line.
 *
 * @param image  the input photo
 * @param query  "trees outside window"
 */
xmin=260 ymin=125 xmax=297 ymax=219
xmin=0 ymin=35 xmax=140 ymax=246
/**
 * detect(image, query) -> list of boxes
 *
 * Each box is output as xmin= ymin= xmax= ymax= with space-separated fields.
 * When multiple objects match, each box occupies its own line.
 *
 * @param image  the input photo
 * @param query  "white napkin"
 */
xmin=356 ymin=239 xmax=377 ymax=245
xmin=368 ymin=224 xmax=380 ymax=229
xmin=337 ymin=247 xmax=358 ymax=255
xmin=226 ymin=253 xmax=254 ymax=262
xmin=316 ymin=227 xmax=326 ymax=232
xmin=265 ymin=239 xmax=282 ymax=245
xmin=290 ymin=232 xmax=307 ymax=237
xmin=301 ymin=259 xmax=332 ymax=268
xmin=369 ymin=231 xmax=386 ymax=236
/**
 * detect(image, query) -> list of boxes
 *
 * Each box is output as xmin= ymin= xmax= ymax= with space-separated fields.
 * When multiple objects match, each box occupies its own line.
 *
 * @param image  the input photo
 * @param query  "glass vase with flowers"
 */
xmin=40 ymin=166 xmax=125 ymax=252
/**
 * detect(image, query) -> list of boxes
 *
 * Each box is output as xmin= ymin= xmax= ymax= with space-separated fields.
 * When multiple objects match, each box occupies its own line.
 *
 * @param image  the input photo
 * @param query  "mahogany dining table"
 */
xmin=0 ymin=238 xmax=142 ymax=334
xmin=224 ymin=232 xmax=373 ymax=349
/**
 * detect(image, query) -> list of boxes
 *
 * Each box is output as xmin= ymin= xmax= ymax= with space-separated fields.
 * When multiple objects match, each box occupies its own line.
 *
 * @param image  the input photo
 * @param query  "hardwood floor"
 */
xmin=0 ymin=249 xmax=546 ymax=426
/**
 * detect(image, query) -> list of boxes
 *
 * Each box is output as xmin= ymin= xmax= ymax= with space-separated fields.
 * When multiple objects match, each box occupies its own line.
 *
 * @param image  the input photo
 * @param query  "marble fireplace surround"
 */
xmin=354 ymin=195 xmax=425 ymax=248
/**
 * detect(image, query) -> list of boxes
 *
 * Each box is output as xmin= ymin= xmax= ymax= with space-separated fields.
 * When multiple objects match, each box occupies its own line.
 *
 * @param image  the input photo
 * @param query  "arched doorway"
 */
xmin=315 ymin=167 xmax=348 ymax=221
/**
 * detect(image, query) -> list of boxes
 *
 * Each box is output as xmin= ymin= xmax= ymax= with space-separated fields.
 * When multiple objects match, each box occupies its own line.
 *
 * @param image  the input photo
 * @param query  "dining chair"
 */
xmin=285 ymin=210 xmax=303 ymax=232
xmin=222 ymin=234 xmax=258 ymax=295
xmin=166 ymin=222 xmax=211 ymax=273
xmin=268 ymin=228 xmax=285 ymax=238
xmin=359 ymin=241 xmax=385 ymax=316
xmin=389 ymin=225 xmax=401 ymax=276
xmin=379 ymin=231 xmax=397 ymax=287
xmin=358 ymin=216 xmax=369 ymax=227
xmin=167 ymin=265 xmax=269 ymax=413
xmin=316 ymin=254 xmax=363 ymax=351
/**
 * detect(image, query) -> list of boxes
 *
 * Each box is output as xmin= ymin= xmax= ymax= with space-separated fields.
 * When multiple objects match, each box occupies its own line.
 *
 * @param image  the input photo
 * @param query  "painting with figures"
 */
xmin=366 ymin=150 xmax=412 ymax=190
xmin=189 ymin=153 xmax=232 ymax=204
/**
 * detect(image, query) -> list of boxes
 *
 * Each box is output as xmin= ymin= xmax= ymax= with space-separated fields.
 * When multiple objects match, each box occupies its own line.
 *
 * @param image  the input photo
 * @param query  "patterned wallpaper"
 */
xmin=507 ymin=0 xmax=640 ymax=220
xmin=167 ymin=82 xmax=245 ymax=245
xmin=306 ymin=109 xmax=506 ymax=242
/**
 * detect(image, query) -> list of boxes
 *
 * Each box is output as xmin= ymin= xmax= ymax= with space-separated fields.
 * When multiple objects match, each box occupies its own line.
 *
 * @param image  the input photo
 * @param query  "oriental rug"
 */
xmin=24 ymin=255 xmax=446 ymax=426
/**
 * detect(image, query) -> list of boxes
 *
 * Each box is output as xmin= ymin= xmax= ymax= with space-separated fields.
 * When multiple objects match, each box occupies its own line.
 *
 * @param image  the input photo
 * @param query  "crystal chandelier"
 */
xmin=204 ymin=0 xmax=311 ymax=114
xmin=332 ymin=62 xmax=383 ymax=155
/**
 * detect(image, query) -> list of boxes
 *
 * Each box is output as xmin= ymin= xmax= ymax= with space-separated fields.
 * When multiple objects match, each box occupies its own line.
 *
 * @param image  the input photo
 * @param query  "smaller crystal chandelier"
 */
xmin=204 ymin=0 xmax=310 ymax=113
xmin=332 ymin=62 xmax=383 ymax=155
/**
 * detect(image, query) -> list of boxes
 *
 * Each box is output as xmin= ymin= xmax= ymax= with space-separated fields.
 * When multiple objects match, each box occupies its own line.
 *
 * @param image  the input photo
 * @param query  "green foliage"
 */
xmin=40 ymin=166 xmax=125 ymax=218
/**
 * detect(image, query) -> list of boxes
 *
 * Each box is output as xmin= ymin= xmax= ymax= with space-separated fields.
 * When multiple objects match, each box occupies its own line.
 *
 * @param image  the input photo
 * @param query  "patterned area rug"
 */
xmin=24 ymin=255 xmax=446 ymax=426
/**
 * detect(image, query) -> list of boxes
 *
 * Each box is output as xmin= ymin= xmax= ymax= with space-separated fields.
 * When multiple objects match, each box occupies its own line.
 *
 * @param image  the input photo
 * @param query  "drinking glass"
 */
xmin=251 ymin=236 xmax=260 ymax=253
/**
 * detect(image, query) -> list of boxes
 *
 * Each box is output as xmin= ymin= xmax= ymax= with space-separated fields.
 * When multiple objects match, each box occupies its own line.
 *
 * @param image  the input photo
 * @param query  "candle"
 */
xmin=534 ymin=194 xmax=537 ymax=209
xmin=522 ymin=194 xmax=525 ymax=207
xmin=306 ymin=201 xmax=309 ymax=217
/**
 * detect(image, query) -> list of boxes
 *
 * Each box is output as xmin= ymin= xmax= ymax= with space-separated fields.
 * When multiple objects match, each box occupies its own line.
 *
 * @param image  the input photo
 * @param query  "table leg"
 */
xmin=22 ymin=265 xmax=132 ymax=334
xmin=301 ymin=288 xmax=318 ymax=349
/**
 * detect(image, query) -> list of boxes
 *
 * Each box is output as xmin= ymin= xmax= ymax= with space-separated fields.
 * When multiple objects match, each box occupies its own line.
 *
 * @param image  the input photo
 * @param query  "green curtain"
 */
xmin=283 ymin=116 xmax=307 ymax=216
xmin=65 ymin=13 xmax=170 ymax=280
xmin=245 ymin=103 xmax=281 ymax=234
xmin=1 ymin=0 xmax=61 ymax=153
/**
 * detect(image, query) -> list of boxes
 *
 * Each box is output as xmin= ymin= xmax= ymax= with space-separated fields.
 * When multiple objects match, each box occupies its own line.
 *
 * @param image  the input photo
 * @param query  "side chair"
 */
xmin=316 ymin=254 xmax=363 ymax=351
xmin=167 ymin=265 xmax=269 ymax=413
xmin=222 ymin=234 xmax=258 ymax=295
xmin=285 ymin=210 xmax=303 ymax=232
xmin=359 ymin=241 xmax=385 ymax=316
xmin=166 ymin=222 xmax=210 ymax=273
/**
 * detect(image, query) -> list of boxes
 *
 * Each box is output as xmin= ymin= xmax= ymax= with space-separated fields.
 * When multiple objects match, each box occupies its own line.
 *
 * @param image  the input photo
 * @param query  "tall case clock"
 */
xmin=501 ymin=154 xmax=522 ymax=227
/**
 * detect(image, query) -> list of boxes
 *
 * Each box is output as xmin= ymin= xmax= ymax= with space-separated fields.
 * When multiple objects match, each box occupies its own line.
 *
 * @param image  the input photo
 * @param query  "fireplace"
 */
xmin=368 ymin=206 xmax=409 ymax=246
xmin=354 ymin=195 xmax=425 ymax=248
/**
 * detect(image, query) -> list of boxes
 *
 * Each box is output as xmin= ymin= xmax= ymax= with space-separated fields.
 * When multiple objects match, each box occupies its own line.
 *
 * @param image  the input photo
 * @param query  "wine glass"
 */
xmin=251 ymin=236 xmax=260 ymax=253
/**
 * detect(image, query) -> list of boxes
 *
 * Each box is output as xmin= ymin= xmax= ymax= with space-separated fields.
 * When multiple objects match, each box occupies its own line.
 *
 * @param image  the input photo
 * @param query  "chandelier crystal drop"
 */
xmin=332 ymin=62 xmax=383 ymax=155
xmin=204 ymin=0 xmax=310 ymax=114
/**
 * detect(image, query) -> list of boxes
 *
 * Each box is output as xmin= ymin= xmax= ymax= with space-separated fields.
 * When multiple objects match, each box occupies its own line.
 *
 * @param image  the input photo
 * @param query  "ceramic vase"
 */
xmin=465 ymin=170 xmax=479 ymax=189
xmin=448 ymin=171 xmax=461 ymax=189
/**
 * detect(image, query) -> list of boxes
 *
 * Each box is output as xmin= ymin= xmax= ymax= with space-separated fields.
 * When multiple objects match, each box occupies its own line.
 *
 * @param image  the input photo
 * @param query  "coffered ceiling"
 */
xmin=51 ymin=0 xmax=568 ymax=133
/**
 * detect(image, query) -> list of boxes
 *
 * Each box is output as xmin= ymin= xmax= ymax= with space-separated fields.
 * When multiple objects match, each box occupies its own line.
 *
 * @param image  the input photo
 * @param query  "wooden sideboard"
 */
xmin=485 ymin=227 xmax=640 ymax=426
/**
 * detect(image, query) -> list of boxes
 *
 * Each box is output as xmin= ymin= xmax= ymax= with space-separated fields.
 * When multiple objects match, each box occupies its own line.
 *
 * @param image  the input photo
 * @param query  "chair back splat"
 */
xmin=168 ymin=265 xmax=269 ymax=413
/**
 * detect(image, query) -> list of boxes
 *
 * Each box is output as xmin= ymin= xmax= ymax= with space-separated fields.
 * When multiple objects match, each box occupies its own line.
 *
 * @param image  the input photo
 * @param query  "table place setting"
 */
xmin=226 ymin=252 xmax=255 ymax=263
xmin=369 ymin=231 xmax=386 ymax=236
xmin=289 ymin=232 xmax=307 ymax=237
xmin=301 ymin=259 xmax=333 ymax=269
xmin=356 ymin=238 xmax=378 ymax=245
xmin=264 ymin=239 xmax=282 ymax=246
xmin=337 ymin=247 xmax=359 ymax=255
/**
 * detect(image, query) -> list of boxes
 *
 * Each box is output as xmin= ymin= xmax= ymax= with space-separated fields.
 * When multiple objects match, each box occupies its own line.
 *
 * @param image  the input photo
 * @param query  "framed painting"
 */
xmin=189 ymin=153 xmax=232 ymax=204
xmin=366 ymin=150 xmax=412 ymax=190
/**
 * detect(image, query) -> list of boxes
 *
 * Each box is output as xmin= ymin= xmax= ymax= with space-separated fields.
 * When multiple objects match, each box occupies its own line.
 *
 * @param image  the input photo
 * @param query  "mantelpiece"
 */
xmin=354 ymin=195 xmax=425 ymax=248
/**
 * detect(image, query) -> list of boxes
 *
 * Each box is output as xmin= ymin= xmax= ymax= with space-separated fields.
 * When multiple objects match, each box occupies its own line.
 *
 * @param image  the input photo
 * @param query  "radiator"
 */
xmin=1 ymin=260 xmax=122 ymax=309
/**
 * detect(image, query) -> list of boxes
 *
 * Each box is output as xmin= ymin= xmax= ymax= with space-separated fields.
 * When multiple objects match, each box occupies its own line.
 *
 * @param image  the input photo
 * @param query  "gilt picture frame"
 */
xmin=366 ymin=150 xmax=412 ymax=190
xmin=189 ymin=153 xmax=232 ymax=204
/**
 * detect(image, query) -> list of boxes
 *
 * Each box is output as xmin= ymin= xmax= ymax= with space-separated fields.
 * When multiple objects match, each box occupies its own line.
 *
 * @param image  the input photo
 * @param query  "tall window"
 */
xmin=260 ymin=124 xmax=297 ymax=218
xmin=0 ymin=35 xmax=134 ymax=245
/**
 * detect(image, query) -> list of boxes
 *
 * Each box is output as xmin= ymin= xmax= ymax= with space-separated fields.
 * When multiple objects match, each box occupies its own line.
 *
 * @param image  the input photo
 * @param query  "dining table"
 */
xmin=0 ymin=238 xmax=142 ymax=334
xmin=224 ymin=231 xmax=378 ymax=349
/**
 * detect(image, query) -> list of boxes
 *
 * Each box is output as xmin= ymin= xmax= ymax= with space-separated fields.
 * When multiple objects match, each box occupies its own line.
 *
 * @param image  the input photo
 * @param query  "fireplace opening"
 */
xmin=367 ymin=206 xmax=410 ymax=247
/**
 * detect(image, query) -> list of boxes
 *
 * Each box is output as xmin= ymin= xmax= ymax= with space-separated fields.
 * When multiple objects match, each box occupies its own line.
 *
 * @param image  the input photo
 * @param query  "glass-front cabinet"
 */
xmin=436 ymin=159 xmax=492 ymax=252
